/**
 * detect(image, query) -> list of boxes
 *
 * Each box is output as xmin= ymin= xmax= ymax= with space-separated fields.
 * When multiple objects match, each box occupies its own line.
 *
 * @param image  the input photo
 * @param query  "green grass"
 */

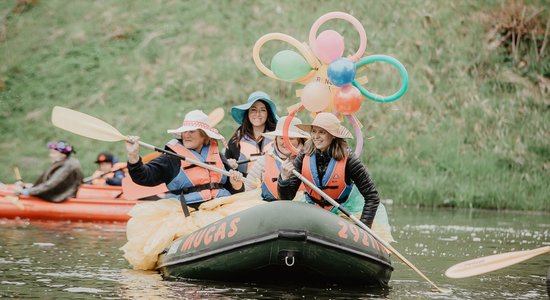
xmin=0 ymin=0 xmax=548 ymax=210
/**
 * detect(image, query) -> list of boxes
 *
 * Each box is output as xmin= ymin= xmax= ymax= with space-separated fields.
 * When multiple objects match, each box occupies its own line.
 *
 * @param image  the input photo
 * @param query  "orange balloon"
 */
xmin=334 ymin=85 xmax=362 ymax=115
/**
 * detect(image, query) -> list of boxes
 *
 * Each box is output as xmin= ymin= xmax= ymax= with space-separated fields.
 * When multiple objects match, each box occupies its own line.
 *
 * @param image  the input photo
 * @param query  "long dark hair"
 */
xmin=229 ymin=100 xmax=277 ymax=144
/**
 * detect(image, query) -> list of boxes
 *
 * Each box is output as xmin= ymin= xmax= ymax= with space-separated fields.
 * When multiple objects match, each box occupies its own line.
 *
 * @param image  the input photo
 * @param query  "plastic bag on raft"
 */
xmin=120 ymin=189 xmax=265 ymax=270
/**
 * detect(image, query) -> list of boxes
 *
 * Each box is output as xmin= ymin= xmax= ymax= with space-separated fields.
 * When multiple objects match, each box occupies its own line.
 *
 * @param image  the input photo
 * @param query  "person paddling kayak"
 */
xmin=15 ymin=140 xmax=84 ymax=202
xmin=88 ymin=151 xmax=127 ymax=186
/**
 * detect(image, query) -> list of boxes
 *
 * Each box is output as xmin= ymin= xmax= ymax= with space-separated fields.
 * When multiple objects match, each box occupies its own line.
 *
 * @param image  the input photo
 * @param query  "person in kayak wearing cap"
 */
xmin=225 ymin=91 xmax=279 ymax=177
xmin=277 ymin=113 xmax=380 ymax=228
xmin=231 ymin=116 xmax=309 ymax=201
xmin=88 ymin=151 xmax=127 ymax=186
xmin=14 ymin=140 xmax=84 ymax=203
xmin=125 ymin=110 xmax=245 ymax=209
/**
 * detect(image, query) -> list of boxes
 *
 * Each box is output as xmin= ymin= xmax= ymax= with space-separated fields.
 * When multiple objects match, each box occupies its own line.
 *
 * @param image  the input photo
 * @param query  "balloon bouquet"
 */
xmin=253 ymin=11 xmax=409 ymax=157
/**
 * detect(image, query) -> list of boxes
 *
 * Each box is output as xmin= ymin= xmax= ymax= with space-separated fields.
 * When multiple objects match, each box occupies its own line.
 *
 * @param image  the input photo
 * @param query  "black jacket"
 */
xmin=277 ymin=150 xmax=380 ymax=227
xmin=127 ymin=147 xmax=243 ymax=195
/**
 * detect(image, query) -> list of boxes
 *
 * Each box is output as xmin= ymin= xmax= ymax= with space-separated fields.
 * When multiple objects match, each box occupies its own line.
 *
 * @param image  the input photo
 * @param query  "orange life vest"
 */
xmin=91 ymin=162 xmax=127 ymax=186
xmin=301 ymin=153 xmax=352 ymax=210
xmin=166 ymin=139 xmax=230 ymax=204
xmin=237 ymin=136 xmax=273 ymax=174
xmin=261 ymin=152 xmax=304 ymax=201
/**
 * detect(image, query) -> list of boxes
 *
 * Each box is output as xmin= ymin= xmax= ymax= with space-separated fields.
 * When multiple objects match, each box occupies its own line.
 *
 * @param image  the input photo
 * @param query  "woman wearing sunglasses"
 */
xmin=15 ymin=140 xmax=84 ymax=202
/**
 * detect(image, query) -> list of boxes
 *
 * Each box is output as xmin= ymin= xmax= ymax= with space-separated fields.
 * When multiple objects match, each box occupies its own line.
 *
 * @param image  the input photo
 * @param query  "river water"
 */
xmin=1 ymin=206 xmax=548 ymax=299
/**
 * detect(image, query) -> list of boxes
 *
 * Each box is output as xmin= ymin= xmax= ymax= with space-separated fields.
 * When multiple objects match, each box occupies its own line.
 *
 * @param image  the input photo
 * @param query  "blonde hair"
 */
xmin=303 ymin=138 xmax=348 ymax=161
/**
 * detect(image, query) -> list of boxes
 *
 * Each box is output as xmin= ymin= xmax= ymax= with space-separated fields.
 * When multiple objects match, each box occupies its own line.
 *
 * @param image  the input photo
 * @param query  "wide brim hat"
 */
xmin=231 ymin=91 xmax=279 ymax=124
xmin=167 ymin=110 xmax=224 ymax=140
xmin=296 ymin=113 xmax=353 ymax=139
xmin=262 ymin=116 xmax=310 ymax=139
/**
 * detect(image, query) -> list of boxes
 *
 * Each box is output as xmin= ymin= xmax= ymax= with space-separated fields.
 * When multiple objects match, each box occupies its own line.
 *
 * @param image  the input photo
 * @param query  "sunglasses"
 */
xmin=47 ymin=141 xmax=74 ymax=154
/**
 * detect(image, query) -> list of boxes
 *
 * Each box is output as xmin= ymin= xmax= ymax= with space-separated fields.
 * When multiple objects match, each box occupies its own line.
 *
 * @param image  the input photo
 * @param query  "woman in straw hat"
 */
xmin=225 ymin=91 xmax=279 ymax=176
xmin=231 ymin=116 xmax=309 ymax=201
xmin=277 ymin=113 xmax=380 ymax=228
xmin=125 ymin=110 xmax=245 ymax=208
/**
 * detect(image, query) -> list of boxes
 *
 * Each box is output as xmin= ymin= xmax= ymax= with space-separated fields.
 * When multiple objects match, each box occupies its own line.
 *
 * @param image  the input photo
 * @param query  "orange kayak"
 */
xmin=0 ymin=184 xmax=142 ymax=222
xmin=77 ymin=184 xmax=126 ymax=200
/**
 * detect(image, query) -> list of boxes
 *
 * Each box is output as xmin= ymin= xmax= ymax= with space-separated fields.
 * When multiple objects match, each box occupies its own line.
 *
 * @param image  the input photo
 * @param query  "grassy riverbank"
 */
xmin=0 ymin=0 xmax=548 ymax=210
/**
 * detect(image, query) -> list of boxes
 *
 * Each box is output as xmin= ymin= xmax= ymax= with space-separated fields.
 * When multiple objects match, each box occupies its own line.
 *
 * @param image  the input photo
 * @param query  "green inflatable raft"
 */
xmin=156 ymin=201 xmax=393 ymax=286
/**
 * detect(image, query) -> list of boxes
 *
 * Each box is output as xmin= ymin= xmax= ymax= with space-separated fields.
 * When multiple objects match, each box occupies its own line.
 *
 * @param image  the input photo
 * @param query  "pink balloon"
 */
xmin=308 ymin=12 xmax=367 ymax=62
xmin=301 ymin=81 xmax=331 ymax=112
xmin=313 ymin=30 xmax=344 ymax=64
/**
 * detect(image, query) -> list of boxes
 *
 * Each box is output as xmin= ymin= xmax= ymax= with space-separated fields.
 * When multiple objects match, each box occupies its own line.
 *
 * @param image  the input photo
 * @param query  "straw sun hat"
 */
xmin=167 ymin=110 xmax=224 ymax=140
xmin=296 ymin=113 xmax=353 ymax=139
xmin=262 ymin=116 xmax=310 ymax=139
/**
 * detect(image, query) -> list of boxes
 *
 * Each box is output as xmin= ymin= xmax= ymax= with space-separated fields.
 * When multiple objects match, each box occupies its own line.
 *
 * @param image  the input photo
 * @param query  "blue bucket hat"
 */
xmin=231 ymin=91 xmax=279 ymax=124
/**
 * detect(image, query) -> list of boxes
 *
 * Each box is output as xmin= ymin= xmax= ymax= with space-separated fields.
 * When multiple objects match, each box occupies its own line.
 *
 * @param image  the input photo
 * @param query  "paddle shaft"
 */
xmin=83 ymin=166 xmax=127 ymax=183
xmin=236 ymin=157 xmax=257 ymax=165
xmin=271 ymin=153 xmax=448 ymax=293
xmin=138 ymin=141 xmax=257 ymax=187
xmin=13 ymin=167 xmax=22 ymax=182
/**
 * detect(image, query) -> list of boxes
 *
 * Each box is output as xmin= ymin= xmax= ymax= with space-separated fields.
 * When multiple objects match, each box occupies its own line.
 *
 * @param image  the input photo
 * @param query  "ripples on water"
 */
xmin=0 ymin=207 xmax=548 ymax=299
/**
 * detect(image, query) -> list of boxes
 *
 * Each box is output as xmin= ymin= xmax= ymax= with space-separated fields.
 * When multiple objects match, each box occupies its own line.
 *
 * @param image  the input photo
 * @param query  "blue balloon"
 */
xmin=327 ymin=58 xmax=356 ymax=87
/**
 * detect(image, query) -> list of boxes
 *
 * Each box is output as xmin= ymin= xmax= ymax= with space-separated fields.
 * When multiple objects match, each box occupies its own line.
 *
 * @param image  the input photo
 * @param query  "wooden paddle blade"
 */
xmin=122 ymin=177 xmax=167 ymax=200
xmin=207 ymin=107 xmax=224 ymax=127
xmin=51 ymin=106 xmax=127 ymax=142
xmin=445 ymin=246 xmax=550 ymax=279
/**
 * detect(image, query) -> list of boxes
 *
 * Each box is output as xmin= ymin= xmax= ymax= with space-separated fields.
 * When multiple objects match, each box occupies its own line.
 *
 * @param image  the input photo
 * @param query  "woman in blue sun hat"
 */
xmin=15 ymin=140 xmax=84 ymax=202
xmin=226 ymin=91 xmax=279 ymax=176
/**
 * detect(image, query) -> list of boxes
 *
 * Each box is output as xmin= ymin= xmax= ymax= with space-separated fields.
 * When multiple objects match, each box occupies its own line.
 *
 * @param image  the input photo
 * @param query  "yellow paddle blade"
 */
xmin=207 ymin=107 xmax=224 ymax=127
xmin=51 ymin=106 xmax=127 ymax=142
xmin=445 ymin=246 xmax=550 ymax=278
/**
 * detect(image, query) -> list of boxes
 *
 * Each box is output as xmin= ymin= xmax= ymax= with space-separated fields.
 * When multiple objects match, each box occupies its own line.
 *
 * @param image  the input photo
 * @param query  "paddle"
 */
xmin=8 ymin=167 xmax=25 ymax=210
xmin=207 ymin=107 xmax=224 ymax=128
xmin=236 ymin=157 xmax=258 ymax=165
xmin=83 ymin=164 xmax=127 ymax=184
xmin=445 ymin=246 xmax=550 ymax=279
xmin=51 ymin=106 xmax=257 ymax=187
xmin=14 ymin=167 xmax=22 ymax=183
xmin=270 ymin=152 xmax=450 ymax=293
xmin=82 ymin=152 xmax=159 ymax=184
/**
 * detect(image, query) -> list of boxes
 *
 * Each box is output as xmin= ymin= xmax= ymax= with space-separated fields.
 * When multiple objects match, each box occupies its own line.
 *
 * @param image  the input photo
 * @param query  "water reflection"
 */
xmin=0 ymin=207 xmax=548 ymax=299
